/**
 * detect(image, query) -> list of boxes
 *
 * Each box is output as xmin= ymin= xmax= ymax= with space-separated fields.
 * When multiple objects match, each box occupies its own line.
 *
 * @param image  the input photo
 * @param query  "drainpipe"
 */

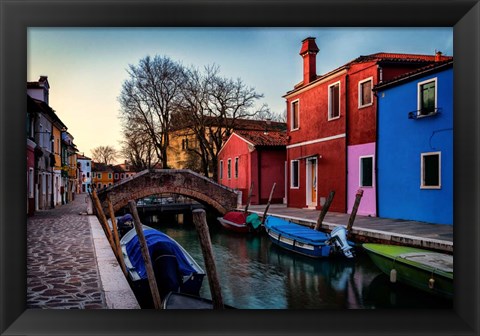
xmin=257 ymin=150 xmax=261 ymax=205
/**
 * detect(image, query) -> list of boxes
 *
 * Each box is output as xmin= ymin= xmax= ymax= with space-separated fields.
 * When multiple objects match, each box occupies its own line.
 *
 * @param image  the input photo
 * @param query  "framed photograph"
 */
xmin=1 ymin=0 xmax=479 ymax=335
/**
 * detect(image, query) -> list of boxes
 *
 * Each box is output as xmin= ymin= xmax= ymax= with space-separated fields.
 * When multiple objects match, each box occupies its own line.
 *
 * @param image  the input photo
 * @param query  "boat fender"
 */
xmin=390 ymin=269 xmax=397 ymax=283
xmin=428 ymin=278 xmax=435 ymax=289
xmin=428 ymin=269 xmax=437 ymax=289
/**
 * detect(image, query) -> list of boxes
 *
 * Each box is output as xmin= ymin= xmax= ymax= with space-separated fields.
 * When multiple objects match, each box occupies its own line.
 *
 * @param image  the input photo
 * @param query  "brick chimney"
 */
xmin=435 ymin=50 xmax=443 ymax=62
xmin=299 ymin=37 xmax=319 ymax=85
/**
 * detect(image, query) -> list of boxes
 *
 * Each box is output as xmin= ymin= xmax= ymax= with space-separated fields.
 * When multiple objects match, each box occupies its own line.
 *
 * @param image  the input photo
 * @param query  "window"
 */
xmin=358 ymin=78 xmax=373 ymax=108
xmin=227 ymin=159 xmax=232 ymax=179
xmin=114 ymin=173 xmax=119 ymax=179
xmin=291 ymin=100 xmax=299 ymax=130
xmin=421 ymin=152 xmax=441 ymax=188
xmin=418 ymin=78 xmax=437 ymax=116
xmin=360 ymin=156 xmax=373 ymax=187
xmin=220 ymin=160 xmax=224 ymax=179
xmin=235 ymin=157 xmax=239 ymax=179
xmin=328 ymin=82 xmax=340 ymax=120
xmin=86 ymin=172 xmax=90 ymax=178
xmin=97 ymin=183 xmax=102 ymax=189
xmin=28 ymin=168 xmax=34 ymax=198
xmin=290 ymin=160 xmax=299 ymax=188
xmin=120 ymin=173 xmax=124 ymax=179
xmin=108 ymin=173 xmax=112 ymax=179
xmin=182 ymin=139 xmax=186 ymax=150
xmin=97 ymin=173 xmax=102 ymax=179
xmin=86 ymin=162 xmax=90 ymax=166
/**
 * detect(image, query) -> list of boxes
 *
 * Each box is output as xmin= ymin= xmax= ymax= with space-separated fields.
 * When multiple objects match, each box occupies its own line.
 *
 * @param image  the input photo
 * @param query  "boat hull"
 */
xmin=363 ymin=243 xmax=453 ymax=299
xmin=162 ymin=292 xmax=235 ymax=309
xmin=218 ymin=217 xmax=250 ymax=233
xmin=217 ymin=211 xmax=261 ymax=233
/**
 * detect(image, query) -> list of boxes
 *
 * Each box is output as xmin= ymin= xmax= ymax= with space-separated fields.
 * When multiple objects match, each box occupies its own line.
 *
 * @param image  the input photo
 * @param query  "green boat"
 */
xmin=363 ymin=243 xmax=453 ymax=299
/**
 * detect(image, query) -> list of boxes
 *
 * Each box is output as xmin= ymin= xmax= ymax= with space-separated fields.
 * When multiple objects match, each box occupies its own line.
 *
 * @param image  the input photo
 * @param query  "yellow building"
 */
xmin=91 ymin=162 xmax=114 ymax=190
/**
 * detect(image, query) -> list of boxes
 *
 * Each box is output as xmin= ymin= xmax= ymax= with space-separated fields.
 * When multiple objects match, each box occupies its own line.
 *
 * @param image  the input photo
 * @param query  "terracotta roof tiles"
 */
xmin=235 ymin=130 xmax=288 ymax=147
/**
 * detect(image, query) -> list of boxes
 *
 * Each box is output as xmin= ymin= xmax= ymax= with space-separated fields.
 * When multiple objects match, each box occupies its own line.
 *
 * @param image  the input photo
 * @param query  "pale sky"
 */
xmin=27 ymin=27 xmax=453 ymax=161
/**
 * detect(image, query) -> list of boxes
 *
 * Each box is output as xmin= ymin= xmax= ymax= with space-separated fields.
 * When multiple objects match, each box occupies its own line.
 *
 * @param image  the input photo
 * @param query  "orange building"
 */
xmin=91 ymin=162 xmax=114 ymax=190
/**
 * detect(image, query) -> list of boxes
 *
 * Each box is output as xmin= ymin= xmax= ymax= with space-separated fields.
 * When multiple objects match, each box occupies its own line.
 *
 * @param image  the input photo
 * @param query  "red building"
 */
xmin=284 ymin=37 xmax=451 ymax=213
xmin=218 ymin=130 xmax=287 ymax=205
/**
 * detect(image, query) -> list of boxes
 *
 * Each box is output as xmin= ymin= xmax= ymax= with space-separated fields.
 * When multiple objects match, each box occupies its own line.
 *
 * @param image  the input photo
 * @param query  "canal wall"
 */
xmin=89 ymin=215 xmax=140 ymax=309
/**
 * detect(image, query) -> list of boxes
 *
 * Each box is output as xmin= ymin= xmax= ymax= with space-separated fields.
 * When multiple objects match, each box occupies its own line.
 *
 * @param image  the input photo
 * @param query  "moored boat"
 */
xmin=217 ymin=211 xmax=261 ymax=233
xmin=120 ymin=225 xmax=206 ymax=306
xmin=363 ymin=243 xmax=453 ymax=299
xmin=264 ymin=215 xmax=355 ymax=258
xmin=161 ymin=291 xmax=235 ymax=309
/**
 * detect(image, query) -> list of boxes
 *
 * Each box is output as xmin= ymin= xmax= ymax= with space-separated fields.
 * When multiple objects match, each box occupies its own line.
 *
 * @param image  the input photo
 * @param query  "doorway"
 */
xmin=306 ymin=157 xmax=317 ymax=208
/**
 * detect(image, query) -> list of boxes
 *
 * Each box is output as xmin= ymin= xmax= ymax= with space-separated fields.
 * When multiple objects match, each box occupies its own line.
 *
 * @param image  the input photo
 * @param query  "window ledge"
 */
xmin=408 ymin=108 xmax=441 ymax=119
xmin=420 ymin=186 xmax=441 ymax=190
xmin=358 ymin=102 xmax=373 ymax=109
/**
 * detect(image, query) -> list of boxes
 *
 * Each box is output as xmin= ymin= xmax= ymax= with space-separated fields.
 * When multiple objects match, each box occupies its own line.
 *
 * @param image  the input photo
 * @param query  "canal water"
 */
xmin=142 ymin=216 xmax=452 ymax=310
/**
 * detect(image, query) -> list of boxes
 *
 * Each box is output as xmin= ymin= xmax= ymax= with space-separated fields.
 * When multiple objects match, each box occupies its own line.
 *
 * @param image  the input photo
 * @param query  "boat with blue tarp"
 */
xmin=264 ymin=215 xmax=355 ymax=258
xmin=120 ymin=225 xmax=206 ymax=307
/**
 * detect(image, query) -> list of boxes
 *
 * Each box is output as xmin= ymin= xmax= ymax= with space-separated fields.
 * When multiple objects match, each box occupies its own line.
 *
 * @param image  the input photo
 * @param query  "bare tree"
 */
xmin=118 ymin=55 xmax=186 ymax=168
xmin=120 ymin=127 xmax=160 ymax=171
xmin=177 ymin=65 xmax=268 ymax=180
xmin=91 ymin=145 xmax=117 ymax=165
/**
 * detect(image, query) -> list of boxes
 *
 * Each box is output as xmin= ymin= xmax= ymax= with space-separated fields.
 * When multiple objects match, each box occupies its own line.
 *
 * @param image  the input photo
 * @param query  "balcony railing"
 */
xmin=408 ymin=107 xmax=441 ymax=120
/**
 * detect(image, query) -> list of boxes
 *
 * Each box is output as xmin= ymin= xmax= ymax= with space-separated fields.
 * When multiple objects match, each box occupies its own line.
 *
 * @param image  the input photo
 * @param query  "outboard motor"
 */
xmin=329 ymin=226 xmax=355 ymax=258
xmin=117 ymin=214 xmax=134 ymax=237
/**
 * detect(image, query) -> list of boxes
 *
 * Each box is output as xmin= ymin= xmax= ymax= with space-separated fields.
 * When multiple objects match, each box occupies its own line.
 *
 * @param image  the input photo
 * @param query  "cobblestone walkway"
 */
xmin=27 ymin=195 xmax=107 ymax=309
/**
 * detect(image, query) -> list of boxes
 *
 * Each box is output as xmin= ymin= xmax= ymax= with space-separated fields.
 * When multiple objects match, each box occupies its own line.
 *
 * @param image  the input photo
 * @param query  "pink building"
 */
xmin=218 ymin=130 xmax=287 ymax=205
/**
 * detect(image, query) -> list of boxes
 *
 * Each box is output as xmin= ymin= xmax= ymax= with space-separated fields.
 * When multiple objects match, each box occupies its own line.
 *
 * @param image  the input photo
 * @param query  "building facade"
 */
xmin=218 ymin=130 xmax=287 ymax=205
xmin=91 ymin=162 xmax=114 ymax=190
xmin=284 ymin=37 xmax=452 ymax=215
xmin=375 ymin=61 xmax=453 ymax=224
xmin=77 ymin=154 xmax=92 ymax=193
xmin=113 ymin=161 xmax=137 ymax=183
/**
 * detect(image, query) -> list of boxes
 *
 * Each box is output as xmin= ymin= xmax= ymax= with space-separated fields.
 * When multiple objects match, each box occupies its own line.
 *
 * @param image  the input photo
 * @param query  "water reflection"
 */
xmin=365 ymin=274 xmax=453 ymax=309
xmin=145 ymin=219 xmax=452 ymax=309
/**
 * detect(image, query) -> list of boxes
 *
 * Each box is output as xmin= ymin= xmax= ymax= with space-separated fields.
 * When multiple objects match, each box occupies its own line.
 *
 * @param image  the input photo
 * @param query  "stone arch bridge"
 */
xmin=96 ymin=169 xmax=239 ymax=215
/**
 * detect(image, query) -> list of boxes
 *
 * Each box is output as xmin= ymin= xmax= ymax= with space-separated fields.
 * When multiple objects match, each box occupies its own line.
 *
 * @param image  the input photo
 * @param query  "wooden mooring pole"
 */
xmin=192 ymin=209 xmax=224 ymax=309
xmin=346 ymin=189 xmax=364 ymax=238
xmin=314 ymin=190 xmax=335 ymax=231
xmin=106 ymin=197 xmax=128 ymax=278
xmin=244 ymin=182 xmax=254 ymax=215
xmin=128 ymin=200 xmax=163 ymax=309
xmin=90 ymin=189 xmax=116 ymax=252
xmin=261 ymin=183 xmax=276 ymax=226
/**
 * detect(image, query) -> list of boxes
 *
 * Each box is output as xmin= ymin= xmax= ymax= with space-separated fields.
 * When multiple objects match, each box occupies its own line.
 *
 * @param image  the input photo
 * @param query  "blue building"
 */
xmin=375 ymin=60 xmax=453 ymax=225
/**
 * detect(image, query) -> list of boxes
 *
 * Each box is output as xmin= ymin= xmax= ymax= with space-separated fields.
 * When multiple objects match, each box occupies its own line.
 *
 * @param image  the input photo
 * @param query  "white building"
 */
xmin=77 ymin=154 xmax=92 ymax=193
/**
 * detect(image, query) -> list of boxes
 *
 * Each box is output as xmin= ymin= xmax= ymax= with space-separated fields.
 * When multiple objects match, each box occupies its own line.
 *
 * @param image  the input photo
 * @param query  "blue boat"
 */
xmin=264 ymin=216 xmax=355 ymax=258
xmin=120 ymin=225 xmax=206 ymax=306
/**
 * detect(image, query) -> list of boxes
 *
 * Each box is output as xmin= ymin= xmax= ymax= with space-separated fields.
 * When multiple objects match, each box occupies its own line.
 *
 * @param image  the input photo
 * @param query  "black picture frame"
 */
xmin=1 ymin=0 xmax=479 ymax=335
